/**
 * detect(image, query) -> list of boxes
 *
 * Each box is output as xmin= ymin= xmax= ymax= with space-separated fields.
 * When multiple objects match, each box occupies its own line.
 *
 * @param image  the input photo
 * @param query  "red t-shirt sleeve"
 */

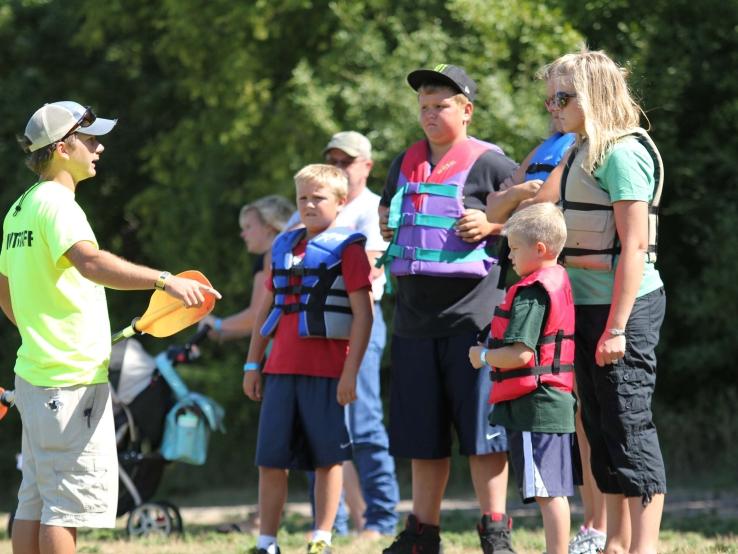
xmin=341 ymin=243 xmax=372 ymax=292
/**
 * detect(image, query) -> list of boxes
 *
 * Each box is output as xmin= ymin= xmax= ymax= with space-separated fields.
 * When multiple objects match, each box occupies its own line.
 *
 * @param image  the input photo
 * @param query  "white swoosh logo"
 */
xmin=486 ymin=432 xmax=501 ymax=440
xmin=340 ymin=441 xmax=352 ymax=449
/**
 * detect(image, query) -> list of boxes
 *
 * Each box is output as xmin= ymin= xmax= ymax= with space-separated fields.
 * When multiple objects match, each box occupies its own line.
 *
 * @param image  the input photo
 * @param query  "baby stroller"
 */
xmin=110 ymin=327 xmax=225 ymax=537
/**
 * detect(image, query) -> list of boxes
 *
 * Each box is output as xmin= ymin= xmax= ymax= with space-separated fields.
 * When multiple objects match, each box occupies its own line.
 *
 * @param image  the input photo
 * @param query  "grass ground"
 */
xmin=1 ymin=507 xmax=737 ymax=554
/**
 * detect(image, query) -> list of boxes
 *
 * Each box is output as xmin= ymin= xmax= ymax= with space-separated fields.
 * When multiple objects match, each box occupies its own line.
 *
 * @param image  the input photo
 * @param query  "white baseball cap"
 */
xmin=23 ymin=101 xmax=117 ymax=153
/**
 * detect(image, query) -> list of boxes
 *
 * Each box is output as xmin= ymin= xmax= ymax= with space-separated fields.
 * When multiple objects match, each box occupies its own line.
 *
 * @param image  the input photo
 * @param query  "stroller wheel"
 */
xmin=156 ymin=500 xmax=184 ymax=534
xmin=126 ymin=501 xmax=174 ymax=538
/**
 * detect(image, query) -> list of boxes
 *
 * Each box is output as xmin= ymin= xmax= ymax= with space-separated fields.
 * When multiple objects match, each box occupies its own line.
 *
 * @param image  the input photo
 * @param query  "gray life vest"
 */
xmin=560 ymin=128 xmax=664 ymax=271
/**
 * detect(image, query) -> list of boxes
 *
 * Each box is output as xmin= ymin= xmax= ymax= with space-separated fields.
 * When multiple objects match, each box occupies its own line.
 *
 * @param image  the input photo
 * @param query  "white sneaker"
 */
xmin=568 ymin=526 xmax=606 ymax=554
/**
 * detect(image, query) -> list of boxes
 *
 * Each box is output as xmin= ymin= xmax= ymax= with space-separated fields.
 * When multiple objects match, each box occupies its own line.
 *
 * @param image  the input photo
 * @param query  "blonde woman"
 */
xmin=529 ymin=50 xmax=665 ymax=554
xmin=201 ymin=195 xmax=295 ymax=343
xmin=487 ymin=68 xmax=607 ymax=554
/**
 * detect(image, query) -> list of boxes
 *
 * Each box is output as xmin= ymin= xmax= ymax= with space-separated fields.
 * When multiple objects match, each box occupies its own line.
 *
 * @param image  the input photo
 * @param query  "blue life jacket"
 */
xmin=496 ymin=132 xmax=575 ymax=289
xmin=524 ymin=132 xmax=576 ymax=181
xmin=260 ymin=227 xmax=366 ymax=339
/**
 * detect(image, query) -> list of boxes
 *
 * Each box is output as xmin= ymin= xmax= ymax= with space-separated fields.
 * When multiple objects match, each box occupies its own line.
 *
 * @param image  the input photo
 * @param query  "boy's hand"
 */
xmin=337 ymin=372 xmax=357 ymax=406
xmin=242 ymin=370 xmax=262 ymax=401
xmin=378 ymin=210 xmax=394 ymax=242
xmin=456 ymin=209 xmax=493 ymax=243
xmin=468 ymin=345 xmax=486 ymax=369
xmin=595 ymin=331 xmax=626 ymax=367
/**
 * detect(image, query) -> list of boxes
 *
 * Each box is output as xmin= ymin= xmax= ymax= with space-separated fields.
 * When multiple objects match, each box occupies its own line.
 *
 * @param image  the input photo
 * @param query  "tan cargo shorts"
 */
xmin=14 ymin=375 xmax=118 ymax=528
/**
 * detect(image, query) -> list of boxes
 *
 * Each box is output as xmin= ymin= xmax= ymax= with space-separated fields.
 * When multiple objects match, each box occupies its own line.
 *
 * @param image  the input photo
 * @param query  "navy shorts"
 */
xmin=508 ymin=430 xmax=575 ymax=503
xmin=574 ymin=287 xmax=667 ymax=502
xmin=255 ymin=374 xmax=351 ymax=470
xmin=389 ymin=332 xmax=508 ymax=459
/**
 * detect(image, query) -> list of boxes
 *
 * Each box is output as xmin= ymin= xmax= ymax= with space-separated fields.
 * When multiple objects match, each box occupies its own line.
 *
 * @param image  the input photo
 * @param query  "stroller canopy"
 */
xmin=110 ymin=339 xmax=157 ymax=405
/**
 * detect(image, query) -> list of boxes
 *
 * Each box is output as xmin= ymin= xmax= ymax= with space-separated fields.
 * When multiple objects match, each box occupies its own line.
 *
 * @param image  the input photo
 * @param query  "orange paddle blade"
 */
xmin=135 ymin=270 xmax=217 ymax=337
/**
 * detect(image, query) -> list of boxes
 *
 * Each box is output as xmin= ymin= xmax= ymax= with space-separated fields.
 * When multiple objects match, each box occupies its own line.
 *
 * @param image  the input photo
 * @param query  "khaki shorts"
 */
xmin=14 ymin=375 xmax=118 ymax=528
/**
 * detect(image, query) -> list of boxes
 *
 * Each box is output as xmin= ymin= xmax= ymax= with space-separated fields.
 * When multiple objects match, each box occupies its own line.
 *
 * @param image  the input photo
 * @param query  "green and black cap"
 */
xmin=407 ymin=64 xmax=477 ymax=102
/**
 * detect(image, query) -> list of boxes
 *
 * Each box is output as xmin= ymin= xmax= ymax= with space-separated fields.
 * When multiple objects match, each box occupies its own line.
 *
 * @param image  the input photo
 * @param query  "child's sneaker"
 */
xmin=568 ymin=526 xmax=606 ymax=554
xmin=382 ymin=514 xmax=443 ymax=554
xmin=307 ymin=540 xmax=332 ymax=554
xmin=477 ymin=514 xmax=515 ymax=554
xmin=249 ymin=548 xmax=281 ymax=554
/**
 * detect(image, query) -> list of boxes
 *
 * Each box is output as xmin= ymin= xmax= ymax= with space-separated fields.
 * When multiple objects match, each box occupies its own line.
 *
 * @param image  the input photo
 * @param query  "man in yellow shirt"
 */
xmin=0 ymin=101 xmax=220 ymax=554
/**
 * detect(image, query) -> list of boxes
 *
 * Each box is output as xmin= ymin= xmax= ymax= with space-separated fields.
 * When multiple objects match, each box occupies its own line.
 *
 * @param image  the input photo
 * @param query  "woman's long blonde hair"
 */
xmin=541 ymin=50 xmax=645 ymax=172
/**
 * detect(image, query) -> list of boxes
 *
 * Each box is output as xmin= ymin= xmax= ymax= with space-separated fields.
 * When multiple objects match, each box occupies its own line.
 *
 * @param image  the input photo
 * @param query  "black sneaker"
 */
xmin=477 ymin=514 xmax=515 ymax=554
xmin=249 ymin=547 xmax=281 ymax=554
xmin=382 ymin=514 xmax=443 ymax=554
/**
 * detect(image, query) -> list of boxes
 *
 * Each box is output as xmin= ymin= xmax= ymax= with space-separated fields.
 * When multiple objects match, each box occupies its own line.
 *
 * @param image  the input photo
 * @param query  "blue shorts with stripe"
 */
xmin=389 ymin=331 xmax=508 ymax=459
xmin=508 ymin=430 xmax=575 ymax=503
xmin=255 ymin=374 xmax=352 ymax=470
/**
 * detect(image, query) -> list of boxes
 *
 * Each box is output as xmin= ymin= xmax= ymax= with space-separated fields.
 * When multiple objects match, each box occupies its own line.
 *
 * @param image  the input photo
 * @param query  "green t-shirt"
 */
xmin=0 ymin=181 xmax=111 ymax=386
xmin=489 ymin=284 xmax=576 ymax=433
xmin=567 ymin=137 xmax=664 ymax=305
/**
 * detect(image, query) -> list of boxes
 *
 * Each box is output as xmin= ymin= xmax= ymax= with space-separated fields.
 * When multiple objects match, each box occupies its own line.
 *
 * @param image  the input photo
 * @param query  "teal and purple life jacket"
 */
xmin=381 ymin=137 xmax=502 ymax=278
xmin=260 ymin=227 xmax=366 ymax=340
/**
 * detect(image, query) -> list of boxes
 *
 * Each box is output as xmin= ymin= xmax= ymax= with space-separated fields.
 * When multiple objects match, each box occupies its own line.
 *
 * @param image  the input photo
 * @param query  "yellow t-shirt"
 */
xmin=0 ymin=181 xmax=110 ymax=386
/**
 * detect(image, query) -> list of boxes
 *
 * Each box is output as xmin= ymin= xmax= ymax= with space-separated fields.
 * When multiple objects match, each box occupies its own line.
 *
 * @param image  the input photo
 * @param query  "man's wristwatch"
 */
xmin=155 ymin=271 xmax=171 ymax=291
xmin=607 ymin=328 xmax=626 ymax=337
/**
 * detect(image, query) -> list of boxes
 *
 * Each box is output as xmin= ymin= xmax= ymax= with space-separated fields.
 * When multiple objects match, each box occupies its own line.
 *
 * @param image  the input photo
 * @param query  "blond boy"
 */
xmin=469 ymin=203 xmax=576 ymax=554
xmin=243 ymin=165 xmax=373 ymax=554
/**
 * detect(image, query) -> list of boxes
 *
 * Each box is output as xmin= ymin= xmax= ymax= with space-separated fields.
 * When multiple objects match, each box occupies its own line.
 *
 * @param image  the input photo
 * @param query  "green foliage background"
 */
xmin=1 ymin=0 xmax=736 ymax=505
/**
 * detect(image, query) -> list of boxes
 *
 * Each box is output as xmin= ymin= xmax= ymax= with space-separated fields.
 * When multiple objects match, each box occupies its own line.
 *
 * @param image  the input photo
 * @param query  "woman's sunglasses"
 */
xmin=59 ymin=107 xmax=97 ymax=141
xmin=545 ymin=92 xmax=577 ymax=110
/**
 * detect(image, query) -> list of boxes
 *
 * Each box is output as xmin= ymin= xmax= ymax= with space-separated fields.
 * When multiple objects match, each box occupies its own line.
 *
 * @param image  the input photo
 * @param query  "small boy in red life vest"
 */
xmin=469 ymin=202 xmax=576 ymax=554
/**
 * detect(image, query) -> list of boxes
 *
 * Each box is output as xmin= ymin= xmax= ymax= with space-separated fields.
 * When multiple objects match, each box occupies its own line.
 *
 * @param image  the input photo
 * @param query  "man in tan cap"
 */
xmin=318 ymin=131 xmax=400 ymax=537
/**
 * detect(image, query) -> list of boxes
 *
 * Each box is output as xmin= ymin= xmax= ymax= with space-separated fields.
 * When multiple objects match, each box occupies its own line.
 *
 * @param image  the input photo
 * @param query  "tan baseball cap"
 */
xmin=323 ymin=131 xmax=372 ymax=160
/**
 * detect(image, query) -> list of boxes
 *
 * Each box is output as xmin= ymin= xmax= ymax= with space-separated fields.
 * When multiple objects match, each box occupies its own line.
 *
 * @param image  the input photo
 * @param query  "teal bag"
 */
xmin=161 ymin=393 xmax=225 ymax=465
xmin=161 ymin=406 xmax=208 ymax=465
xmin=156 ymin=352 xmax=225 ymax=465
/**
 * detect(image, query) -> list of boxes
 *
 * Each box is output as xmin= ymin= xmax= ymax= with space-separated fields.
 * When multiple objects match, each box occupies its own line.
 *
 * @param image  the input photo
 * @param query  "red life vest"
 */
xmin=486 ymin=264 xmax=575 ymax=404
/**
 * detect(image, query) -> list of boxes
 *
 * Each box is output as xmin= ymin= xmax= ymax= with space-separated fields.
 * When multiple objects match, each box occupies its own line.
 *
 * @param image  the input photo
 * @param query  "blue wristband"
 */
xmin=213 ymin=317 xmax=223 ymax=332
xmin=243 ymin=362 xmax=260 ymax=372
xmin=479 ymin=348 xmax=489 ymax=367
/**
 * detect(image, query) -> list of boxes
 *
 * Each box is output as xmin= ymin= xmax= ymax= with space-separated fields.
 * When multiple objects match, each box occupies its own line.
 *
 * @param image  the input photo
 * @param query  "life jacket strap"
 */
xmin=526 ymin=162 xmax=556 ymax=175
xmin=561 ymin=246 xmax=620 ymax=257
xmin=537 ymin=332 xmax=575 ymax=345
xmin=273 ymin=265 xmax=327 ymax=277
xmin=562 ymin=200 xmax=614 ymax=212
xmin=400 ymin=213 xmax=457 ymax=229
xmin=387 ymin=183 xmax=458 ymax=230
xmin=485 ymin=332 xmax=574 ymax=350
xmin=385 ymin=243 xmax=491 ymax=264
xmin=276 ymin=303 xmax=353 ymax=315
xmin=273 ymin=285 xmax=348 ymax=297
xmin=489 ymin=364 xmax=574 ymax=382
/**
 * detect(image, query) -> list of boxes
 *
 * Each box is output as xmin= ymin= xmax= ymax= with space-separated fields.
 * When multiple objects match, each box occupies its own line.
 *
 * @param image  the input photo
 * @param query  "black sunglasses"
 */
xmin=325 ymin=155 xmax=357 ymax=169
xmin=545 ymin=91 xmax=577 ymax=110
xmin=59 ymin=107 xmax=97 ymax=142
